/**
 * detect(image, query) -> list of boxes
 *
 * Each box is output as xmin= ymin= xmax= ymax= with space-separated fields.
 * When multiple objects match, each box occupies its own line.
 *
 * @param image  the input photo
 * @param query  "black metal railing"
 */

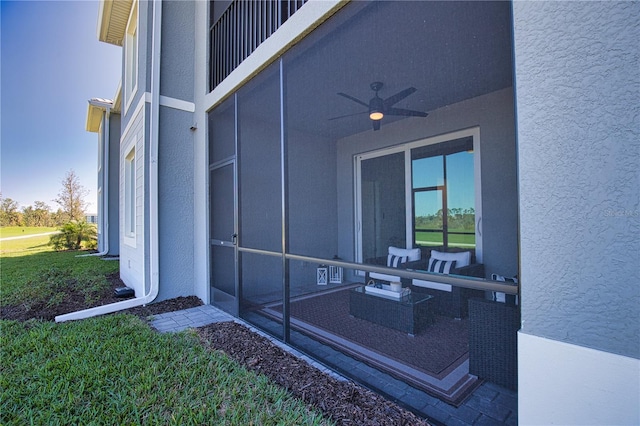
xmin=210 ymin=0 xmax=308 ymax=91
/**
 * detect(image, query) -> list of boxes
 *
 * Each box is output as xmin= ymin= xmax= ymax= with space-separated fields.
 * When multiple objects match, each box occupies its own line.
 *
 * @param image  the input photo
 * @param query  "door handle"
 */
xmin=231 ymin=234 xmax=237 ymax=245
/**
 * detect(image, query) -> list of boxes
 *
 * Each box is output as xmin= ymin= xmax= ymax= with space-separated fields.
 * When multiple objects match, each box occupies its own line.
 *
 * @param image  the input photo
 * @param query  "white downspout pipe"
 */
xmin=57 ymin=0 xmax=162 ymax=321
xmin=78 ymin=104 xmax=111 ymax=258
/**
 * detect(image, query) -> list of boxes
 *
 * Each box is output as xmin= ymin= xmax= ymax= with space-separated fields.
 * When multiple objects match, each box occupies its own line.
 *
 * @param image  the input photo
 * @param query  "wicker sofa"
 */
xmin=468 ymin=297 xmax=520 ymax=390
xmin=365 ymin=246 xmax=485 ymax=318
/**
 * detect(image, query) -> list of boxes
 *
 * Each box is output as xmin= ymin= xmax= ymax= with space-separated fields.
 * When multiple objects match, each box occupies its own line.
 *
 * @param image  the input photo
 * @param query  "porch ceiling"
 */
xmin=280 ymin=1 xmax=513 ymax=140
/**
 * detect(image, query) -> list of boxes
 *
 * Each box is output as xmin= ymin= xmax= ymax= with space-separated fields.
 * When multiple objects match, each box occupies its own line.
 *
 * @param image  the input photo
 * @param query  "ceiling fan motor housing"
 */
xmin=369 ymin=96 xmax=384 ymax=120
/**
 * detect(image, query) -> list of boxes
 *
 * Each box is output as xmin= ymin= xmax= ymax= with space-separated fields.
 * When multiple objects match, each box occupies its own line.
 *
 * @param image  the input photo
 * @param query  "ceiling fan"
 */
xmin=331 ymin=82 xmax=428 ymax=131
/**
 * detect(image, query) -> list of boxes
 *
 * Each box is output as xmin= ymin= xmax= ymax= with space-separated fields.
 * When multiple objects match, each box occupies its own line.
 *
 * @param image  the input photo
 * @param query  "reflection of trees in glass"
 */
xmin=415 ymin=207 xmax=475 ymax=231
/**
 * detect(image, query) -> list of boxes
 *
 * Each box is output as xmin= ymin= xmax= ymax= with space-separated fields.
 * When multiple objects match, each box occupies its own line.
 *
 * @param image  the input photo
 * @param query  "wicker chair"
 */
xmin=407 ymin=247 xmax=485 ymax=318
xmin=468 ymin=297 xmax=520 ymax=390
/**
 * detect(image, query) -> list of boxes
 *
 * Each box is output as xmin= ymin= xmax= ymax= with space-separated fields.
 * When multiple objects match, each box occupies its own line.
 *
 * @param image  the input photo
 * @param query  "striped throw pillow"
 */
xmin=387 ymin=254 xmax=408 ymax=268
xmin=428 ymin=258 xmax=457 ymax=274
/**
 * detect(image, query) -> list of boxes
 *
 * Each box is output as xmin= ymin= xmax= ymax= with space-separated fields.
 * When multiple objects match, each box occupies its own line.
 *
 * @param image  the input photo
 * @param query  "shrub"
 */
xmin=49 ymin=220 xmax=97 ymax=251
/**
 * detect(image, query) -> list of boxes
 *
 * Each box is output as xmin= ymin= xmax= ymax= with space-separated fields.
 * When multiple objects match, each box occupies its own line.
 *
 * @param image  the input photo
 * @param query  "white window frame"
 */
xmin=124 ymin=147 xmax=136 ymax=242
xmin=124 ymin=1 xmax=138 ymax=112
xmin=354 ymin=127 xmax=483 ymax=266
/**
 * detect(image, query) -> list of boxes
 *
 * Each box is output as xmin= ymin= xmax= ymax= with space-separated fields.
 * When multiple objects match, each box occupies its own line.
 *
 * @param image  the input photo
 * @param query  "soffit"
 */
xmin=86 ymin=98 xmax=114 ymax=132
xmin=112 ymin=82 xmax=122 ymax=113
xmin=97 ymin=0 xmax=134 ymax=46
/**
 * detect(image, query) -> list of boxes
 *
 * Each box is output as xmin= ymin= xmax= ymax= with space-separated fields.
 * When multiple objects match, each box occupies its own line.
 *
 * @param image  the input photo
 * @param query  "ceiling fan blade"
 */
xmin=373 ymin=120 xmax=381 ymax=131
xmin=328 ymin=111 xmax=368 ymax=121
xmin=386 ymin=107 xmax=428 ymax=117
xmin=337 ymin=92 xmax=369 ymax=108
xmin=383 ymin=87 xmax=417 ymax=108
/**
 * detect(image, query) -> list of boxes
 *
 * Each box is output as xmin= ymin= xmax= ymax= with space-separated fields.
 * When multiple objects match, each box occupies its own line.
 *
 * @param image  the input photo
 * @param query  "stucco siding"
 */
xmin=156 ymin=106 xmax=195 ymax=301
xmin=160 ymin=0 xmax=195 ymax=103
xmin=514 ymin=0 xmax=640 ymax=359
xmin=108 ymin=113 xmax=121 ymax=256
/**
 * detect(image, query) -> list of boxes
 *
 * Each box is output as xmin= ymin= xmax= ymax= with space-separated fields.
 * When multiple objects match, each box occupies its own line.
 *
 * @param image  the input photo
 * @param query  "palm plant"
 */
xmin=49 ymin=220 xmax=97 ymax=251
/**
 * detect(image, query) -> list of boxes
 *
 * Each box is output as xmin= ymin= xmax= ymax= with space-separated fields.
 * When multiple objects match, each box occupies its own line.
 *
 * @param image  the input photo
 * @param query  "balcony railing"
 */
xmin=210 ymin=0 xmax=308 ymax=91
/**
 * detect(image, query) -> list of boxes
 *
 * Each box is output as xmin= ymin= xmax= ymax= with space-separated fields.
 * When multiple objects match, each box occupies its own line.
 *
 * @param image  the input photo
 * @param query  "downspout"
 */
xmin=56 ymin=0 xmax=162 ymax=321
xmin=78 ymin=104 xmax=111 ymax=258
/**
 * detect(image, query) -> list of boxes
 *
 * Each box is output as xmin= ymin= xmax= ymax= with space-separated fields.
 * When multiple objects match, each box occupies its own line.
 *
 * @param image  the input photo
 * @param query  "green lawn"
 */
xmin=1 ymin=316 xmax=330 ymax=425
xmin=0 ymin=227 xmax=59 ymax=256
xmin=0 ymin=246 xmax=332 ymax=425
xmin=415 ymin=231 xmax=476 ymax=247
xmin=0 ymin=226 xmax=58 ymax=238
xmin=0 ymin=250 xmax=118 ymax=308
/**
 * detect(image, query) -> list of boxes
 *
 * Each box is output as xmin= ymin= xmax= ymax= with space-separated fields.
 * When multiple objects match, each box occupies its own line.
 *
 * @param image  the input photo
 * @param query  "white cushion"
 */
xmin=369 ymin=272 xmax=401 ymax=282
xmin=369 ymin=247 xmax=421 ymax=283
xmin=412 ymin=279 xmax=452 ymax=292
xmin=491 ymin=274 xmax=519 ymax=305
xmin=388 ymin=246 xmax=421 ymax=261
xmin=430 ymin=250 xmax=471 ymax=268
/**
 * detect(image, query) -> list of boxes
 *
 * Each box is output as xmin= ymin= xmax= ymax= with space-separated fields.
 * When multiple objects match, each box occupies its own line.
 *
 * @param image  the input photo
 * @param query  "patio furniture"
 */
xmin=365 ymin=246 xmax=422 ymax=284
xmin=349 ymin=285 xmax=433 ymax=335
xmin=468 ymin=297 xmax=520 ymax=390
xmin=408 ymin=248 xmax=485 ymax=318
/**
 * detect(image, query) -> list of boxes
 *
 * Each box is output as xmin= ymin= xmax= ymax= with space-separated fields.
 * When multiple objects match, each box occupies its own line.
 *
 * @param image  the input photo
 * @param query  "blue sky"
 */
xmin=1 ymin=0 xmax=121 ymax=213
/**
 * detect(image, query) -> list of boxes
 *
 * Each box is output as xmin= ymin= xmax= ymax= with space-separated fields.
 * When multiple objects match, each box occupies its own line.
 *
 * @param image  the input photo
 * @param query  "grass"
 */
xmin=1 ymin=316 xmax=330 ymax=425
xmin=0 ymin=250 xmax=118 ymax=308
xmin=0 ymin=227 xmax=60 ymax=256
xmin=415 ymin=232 xmax=476 ymax=247
xmin=0 ymin=240 xmax=332 ymax=425
xmin=0 ymin=226 xmax=58 ymax=238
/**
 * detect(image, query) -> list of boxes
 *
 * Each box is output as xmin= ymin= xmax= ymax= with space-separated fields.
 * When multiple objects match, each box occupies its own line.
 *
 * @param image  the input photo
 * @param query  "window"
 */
xmin=124 ymin=148 xmax=136 ymax=237
xmin=124 ymin=1 xmax=138 ymax=107
xmin=412 ymin=137 xmax=475 ymax=249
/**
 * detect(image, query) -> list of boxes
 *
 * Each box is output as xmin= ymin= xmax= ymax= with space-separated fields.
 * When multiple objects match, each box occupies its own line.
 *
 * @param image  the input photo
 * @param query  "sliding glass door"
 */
xmin=356 ymin=129 xmax=482 ymax=262
xmin=360 ymin=152 xmax=406 ymax=261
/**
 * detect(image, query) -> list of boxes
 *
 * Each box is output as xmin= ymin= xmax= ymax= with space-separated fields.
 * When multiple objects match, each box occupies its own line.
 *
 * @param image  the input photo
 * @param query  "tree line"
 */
xmin=0 ymin=170 xmax=90 ymax=227
xmin=415 ymin=207 xmax=475 ymax=231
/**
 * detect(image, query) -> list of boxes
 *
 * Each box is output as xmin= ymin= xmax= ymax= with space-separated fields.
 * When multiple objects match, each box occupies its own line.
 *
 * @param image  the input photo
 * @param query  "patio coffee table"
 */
xmin=349 ymin=286 xmax=433 ymax=336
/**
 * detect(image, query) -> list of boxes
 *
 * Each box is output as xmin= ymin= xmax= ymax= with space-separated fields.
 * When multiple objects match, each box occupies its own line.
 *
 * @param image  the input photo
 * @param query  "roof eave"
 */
xmin=97 ymin=0 xmax=133 ymax=46
xmin=86 ymin=98 xmax=114 ymax=133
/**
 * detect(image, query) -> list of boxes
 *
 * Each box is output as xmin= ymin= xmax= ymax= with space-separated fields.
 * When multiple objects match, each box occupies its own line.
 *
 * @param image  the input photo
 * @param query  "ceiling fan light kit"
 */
xmin=334 ymin=81 xmax=428 ymax=131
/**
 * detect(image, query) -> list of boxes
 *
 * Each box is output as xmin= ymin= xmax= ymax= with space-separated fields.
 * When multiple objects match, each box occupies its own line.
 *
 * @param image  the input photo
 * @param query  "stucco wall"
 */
xmin=108 ymin=113 xmax=121 ymax=256
xmin=514 ymin=1 xmax=640 ymax=359
xmin=154 ymin=1 xmax=196 ymax=302
xmin=156 ymin=107 xmax=195 ymax=301
xmin=160 ymin=0 xmax=195 ymax=103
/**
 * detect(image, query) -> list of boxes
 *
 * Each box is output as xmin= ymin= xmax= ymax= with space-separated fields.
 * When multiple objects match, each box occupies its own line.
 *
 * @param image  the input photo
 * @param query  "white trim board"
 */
xmin=159 ymin=95 xmax=195 ymax=113
xmin=518 ymin=332 xmax=640 ymax=425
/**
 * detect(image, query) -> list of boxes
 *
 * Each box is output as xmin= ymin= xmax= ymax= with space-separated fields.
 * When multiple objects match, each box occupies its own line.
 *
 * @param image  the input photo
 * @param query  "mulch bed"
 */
xmin=197 ymin=321 xmax=430 ymax=426
xmin=2 ymin=279 xmax=431 ymax=425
